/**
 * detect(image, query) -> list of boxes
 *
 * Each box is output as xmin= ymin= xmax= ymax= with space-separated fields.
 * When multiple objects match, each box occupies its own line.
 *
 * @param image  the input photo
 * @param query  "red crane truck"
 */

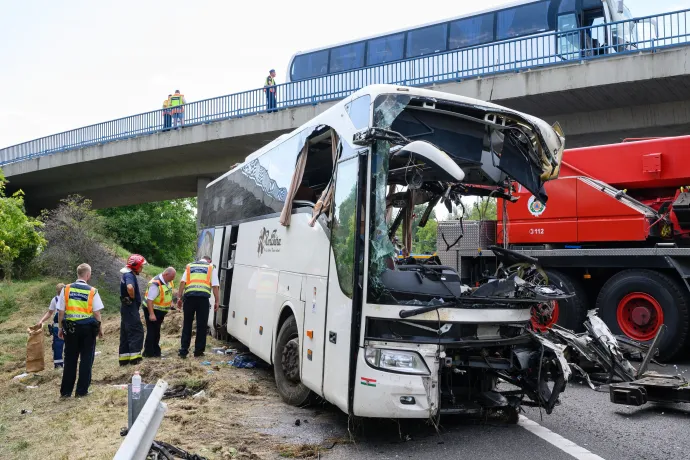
xmin=437 ymin=136 xmax=690 ymax=360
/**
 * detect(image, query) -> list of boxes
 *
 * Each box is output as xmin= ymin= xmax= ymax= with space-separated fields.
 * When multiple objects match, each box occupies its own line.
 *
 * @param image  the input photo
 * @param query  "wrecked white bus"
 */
xmin=199 ymin=84 xmax=571 ymax=420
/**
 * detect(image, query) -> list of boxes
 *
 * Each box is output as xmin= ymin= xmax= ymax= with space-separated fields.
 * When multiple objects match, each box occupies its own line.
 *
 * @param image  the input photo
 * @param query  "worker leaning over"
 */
xmin=35 ymin=283 xmax=66 ymax=369
xmin=57 ymin=264 xmax=104 ymax=397
xmin=119 ymin=254 xmax=147 ymax=366
xmin=177 ymin=255 xmax=219 ymax=358
xmin=142 ymin=266 xmax=176 ymax=358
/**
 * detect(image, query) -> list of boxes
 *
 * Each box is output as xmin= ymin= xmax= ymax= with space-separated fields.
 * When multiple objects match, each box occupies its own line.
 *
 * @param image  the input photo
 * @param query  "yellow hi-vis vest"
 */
xmin=64 ymin=283 xmax=96 ymax=321
xmin=184 ymin=262 xmax=213 ymax=297
xmin=169 ymin=94 xmax=184 ymax=107
xmin=146 ymin=276 xmax=174 ymax=312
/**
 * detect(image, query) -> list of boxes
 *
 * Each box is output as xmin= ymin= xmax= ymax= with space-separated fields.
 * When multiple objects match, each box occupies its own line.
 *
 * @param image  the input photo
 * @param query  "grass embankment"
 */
xmin=0 ymin=272 xmax=323 ymax=459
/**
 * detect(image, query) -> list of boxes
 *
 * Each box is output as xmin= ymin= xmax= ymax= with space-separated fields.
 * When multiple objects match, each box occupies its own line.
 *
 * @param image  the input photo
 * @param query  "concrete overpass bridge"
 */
xmin=2 ymin=9 xmax=689 ymax=212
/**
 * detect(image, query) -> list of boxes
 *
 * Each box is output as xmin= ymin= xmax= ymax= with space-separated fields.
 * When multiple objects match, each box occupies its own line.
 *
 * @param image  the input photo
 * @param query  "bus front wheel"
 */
xmin=273 ymin=315 xmax=312 ymax=406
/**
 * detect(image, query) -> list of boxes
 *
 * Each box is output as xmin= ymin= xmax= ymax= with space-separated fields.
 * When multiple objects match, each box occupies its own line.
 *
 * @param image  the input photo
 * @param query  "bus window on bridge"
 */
xmin=366 ymin=33 xmax=405 ymax=66
xmin=330 ymin=42 xmax=365 ymax=73
xmin=558 ymin=0 xmax=576 ymax=13
xmin=449 ymin=13 xmax=495 ymax=49
xmin=496 ymin=0 xmax=552 ymax=41
xmin=406 ymin=23 xmax=448 ymax=58
xmin=291 ymin=50 xmax=329 ymax=81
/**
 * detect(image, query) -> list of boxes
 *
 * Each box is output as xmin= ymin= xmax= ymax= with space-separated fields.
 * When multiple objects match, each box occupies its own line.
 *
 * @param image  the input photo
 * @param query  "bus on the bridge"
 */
xmin=282 ymin=1 xmax=641 ymax=104
xmin=197 ymin=84 xmax=572 ymax=420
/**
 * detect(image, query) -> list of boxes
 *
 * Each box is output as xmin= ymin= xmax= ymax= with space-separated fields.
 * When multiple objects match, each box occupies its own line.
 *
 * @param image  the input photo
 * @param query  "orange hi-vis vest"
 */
xmin=184 ymin=262 xmax=213 ymax=297
xmin=64 ymin=283 xmax=96 ymax=321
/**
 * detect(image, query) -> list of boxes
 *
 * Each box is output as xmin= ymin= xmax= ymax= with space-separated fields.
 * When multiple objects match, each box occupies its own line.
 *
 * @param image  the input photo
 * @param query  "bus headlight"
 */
xmin=364 ymin=347 xmax=430 ymax=375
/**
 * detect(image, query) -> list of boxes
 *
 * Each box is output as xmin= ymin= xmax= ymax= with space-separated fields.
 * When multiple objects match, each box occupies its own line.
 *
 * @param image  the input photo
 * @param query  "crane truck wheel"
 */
xmin=532 ymin=270 xmax=588 ymax=332
xmin=596 ymin=269 xmax=690 ymax=361
xmin=273 ymin=315 xmax=313 ymax=406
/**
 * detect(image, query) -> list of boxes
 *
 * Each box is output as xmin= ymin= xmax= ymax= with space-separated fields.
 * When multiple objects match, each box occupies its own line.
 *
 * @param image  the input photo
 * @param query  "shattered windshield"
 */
xmin=364 ymin=93 xmax=563 ymax=305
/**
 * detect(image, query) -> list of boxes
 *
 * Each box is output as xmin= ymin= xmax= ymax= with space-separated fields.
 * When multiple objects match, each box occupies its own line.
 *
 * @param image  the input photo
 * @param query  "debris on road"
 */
xmin=150 ymin=440 xmax=207 ymax=460
xmin=545 ymin=310 xmax=689 ymax=407
xmin=12 ymin=372 xmax=29 ymax=380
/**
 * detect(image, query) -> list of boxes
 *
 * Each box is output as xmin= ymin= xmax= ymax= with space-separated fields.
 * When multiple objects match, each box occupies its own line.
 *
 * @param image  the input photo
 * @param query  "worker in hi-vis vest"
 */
xmin=169 ymin=90 xmax=186 ymax=129
xmin=56 ymin=263 xmax=104 ymax=397
xmin=176 ymin=255 xmax=219 ymax=358
xmin=142 ymin=267 xmax=176 ymax=358
xmin=264 ymin=69 xmax=277 ymax=113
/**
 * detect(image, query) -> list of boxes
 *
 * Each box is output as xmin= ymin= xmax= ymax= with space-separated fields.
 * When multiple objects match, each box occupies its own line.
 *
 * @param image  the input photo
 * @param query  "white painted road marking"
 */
xmin=519 ymin=415 xmax=606 ymax=460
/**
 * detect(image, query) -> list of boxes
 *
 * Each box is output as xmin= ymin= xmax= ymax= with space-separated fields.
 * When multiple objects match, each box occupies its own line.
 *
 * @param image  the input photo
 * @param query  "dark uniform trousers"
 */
xmin=143 ymin=308 xmax=167 ymax=357
xmin=61 ymin=320 xmax=98 ymax=397
xmin=119 ymin=303 xmax=144 ymax=365
xmin=179 ymin=296 xmax=210 ymax=357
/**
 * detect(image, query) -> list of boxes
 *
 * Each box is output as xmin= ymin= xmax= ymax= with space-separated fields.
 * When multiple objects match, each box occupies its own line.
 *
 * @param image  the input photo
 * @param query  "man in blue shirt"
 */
xmin=119 ymin=254 xmax=147 ymax=366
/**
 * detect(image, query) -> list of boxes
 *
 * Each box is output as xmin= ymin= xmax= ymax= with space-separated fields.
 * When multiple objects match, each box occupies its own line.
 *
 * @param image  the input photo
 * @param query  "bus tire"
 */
xmin=544 ymin=270 xmax=588 ymax=332
xmin=273 ymin=315 xmax=312 ymax=406
xmin=596 ymin=269 xmax=690 ymax=361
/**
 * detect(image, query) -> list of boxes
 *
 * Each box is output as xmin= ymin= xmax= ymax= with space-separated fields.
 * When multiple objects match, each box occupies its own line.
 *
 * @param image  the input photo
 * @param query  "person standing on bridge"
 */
xmin=162 ymin=94 xmax=172 ymax=131
xmin=264 ymin=69 xmax=277 ymax=113
xmin=176 ymin=255 xmax=219 ymax=358
xmin=142 ymin=267 xmax=176 ymax=358
xmin=170 ymin=90 xmax=186 ymax=129
xmin=119 ymin=254 xmax=146 ymax=366
xmin=57 ymin=264 xmax=104 ymax=397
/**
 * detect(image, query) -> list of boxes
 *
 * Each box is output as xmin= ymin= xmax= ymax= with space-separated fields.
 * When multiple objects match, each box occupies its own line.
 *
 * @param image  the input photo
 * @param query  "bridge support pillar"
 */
xmin=196 ymin=177 xmax=211 ymax=230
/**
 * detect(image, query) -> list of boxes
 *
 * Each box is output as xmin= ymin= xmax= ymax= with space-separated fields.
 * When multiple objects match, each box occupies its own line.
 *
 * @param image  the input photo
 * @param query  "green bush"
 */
xmin=98 ymin=198 xmax=197 ymax=268
xmin=0 ymin=168 xmax=45 ymax=280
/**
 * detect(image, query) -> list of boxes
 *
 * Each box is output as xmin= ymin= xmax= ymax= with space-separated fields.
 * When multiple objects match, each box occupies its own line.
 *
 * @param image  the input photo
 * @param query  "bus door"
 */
xmin=216 ymin=225 xmax=238 ymax=340
xmin=320 ymin=149 xmax=366 ymax=413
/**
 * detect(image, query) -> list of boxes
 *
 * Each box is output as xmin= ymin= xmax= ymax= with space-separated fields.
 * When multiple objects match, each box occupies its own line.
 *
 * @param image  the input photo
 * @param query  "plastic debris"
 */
xmin=228 ymin=353 xmax=267 ymax=369
xmin=94 ymin=351 xmax=101 ymax=356
xmin=13 ymin=372 xmax=29 ymax=380
xmin=112 ymin=384 xmax=128 ymax=390
xmin=201 ymin=361 xmax=211 ymax=366
xmin=192 ymin=390 xmax=206 ymax=398
xmin=26 ymin=385 xmax=38 ymax=389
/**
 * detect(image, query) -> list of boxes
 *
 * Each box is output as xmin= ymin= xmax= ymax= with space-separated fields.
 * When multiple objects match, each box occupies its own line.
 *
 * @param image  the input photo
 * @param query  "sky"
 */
xmin=0 ymin=0 xmax=682 ymax=149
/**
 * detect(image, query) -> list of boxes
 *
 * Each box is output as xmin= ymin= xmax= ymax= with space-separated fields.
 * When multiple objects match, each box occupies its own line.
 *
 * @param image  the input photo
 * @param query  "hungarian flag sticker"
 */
xmin=360 ymin=377 xmax=376 ymax=387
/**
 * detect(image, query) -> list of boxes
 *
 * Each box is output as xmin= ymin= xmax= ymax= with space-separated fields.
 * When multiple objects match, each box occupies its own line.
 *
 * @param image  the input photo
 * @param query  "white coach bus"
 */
xmin=200 ymin=84 xmax=571 ymax=420
xmin=281 ymin=0 xmax=640 ymax=105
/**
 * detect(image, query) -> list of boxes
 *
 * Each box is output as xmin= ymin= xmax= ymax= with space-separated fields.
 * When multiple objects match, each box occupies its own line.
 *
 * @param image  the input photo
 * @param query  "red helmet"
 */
xmin=126 ymin=254 xmax=147 ymax=271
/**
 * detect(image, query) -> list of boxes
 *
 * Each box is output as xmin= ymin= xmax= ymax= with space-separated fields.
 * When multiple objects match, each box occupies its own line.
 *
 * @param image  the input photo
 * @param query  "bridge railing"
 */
xmin=1 ymin=8 xmax=688 ymax=167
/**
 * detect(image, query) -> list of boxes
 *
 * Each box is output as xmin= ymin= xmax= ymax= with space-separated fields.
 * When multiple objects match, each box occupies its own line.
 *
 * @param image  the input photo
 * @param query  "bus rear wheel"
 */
xmin=273 ymin=315 xmax=312 ymax=406
xmin=596 ymin=269 xmax=690 ymax=361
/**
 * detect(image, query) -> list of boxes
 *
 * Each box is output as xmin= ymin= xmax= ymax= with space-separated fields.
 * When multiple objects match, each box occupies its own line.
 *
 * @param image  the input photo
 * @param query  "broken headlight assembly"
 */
xmin=365 ymin=346 xmax=430 ymax=375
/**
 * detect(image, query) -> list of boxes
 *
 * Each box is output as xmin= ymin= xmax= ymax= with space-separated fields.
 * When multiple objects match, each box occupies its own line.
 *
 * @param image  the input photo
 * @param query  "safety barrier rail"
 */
xmin=1 ymin=8 xmax=688 ymax=166
xmin=114 ymin=379 xmax=168 ymax=460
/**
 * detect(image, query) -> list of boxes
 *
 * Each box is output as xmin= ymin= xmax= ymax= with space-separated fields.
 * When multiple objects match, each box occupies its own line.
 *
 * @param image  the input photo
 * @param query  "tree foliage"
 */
xmin=98 ymin=198 xmax=197 ymax=268
xmin=0 ymin=168 xmax=45 ymax=280
xmin=464 ymin=197 xmax=498 ymax=220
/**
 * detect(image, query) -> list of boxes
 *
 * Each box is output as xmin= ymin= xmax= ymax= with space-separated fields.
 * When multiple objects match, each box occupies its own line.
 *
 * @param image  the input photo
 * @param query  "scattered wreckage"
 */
xmin=543 ymin=310 xmax=689 ymax=407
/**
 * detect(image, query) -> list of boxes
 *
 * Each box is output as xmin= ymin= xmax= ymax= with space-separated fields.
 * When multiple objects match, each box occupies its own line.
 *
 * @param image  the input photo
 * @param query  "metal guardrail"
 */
xmin=114 ymin=379 xmax=169 ymax=460
xmin=0 ymin=8 xmax=688 ymax=167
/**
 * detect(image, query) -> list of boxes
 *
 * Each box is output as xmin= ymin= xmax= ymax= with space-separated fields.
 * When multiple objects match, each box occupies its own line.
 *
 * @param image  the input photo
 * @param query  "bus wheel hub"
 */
xmin=282 ymin=338 xmax=300 ymax=382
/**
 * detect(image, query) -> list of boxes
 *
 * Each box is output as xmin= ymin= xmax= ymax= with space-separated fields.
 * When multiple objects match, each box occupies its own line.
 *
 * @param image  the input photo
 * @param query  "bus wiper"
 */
xmin=399 ymin=302 xmax=456 ymax=319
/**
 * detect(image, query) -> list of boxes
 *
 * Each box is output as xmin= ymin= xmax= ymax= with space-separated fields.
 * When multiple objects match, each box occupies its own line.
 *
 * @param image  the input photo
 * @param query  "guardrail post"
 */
xmin=114 ymin=379 xmax=169 ymax=460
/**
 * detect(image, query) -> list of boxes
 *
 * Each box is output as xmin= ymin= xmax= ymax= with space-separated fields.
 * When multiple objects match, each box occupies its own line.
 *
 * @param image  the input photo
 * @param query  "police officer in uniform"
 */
xmin=177 ymin=256 xmax=219 ymax=358
xmin=36 ymin=283 xmax=66 ymax=368
xmin=119 ymin=254 xmax=146 ymax=366
xmin=56 ymin=264 xmax=104 ymax=397
xmin=142 ymin=267 xmax=176 ymax=358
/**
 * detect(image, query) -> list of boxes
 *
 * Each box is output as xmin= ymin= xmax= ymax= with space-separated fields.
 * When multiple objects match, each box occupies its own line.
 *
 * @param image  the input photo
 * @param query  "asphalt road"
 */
xmin=259 ymin=363 xmax=690 ymax=460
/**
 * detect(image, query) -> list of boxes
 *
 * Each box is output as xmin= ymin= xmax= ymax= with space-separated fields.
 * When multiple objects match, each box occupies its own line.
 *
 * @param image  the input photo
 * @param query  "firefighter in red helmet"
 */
xmin=119 ymin=254 xmax=147 ymax=365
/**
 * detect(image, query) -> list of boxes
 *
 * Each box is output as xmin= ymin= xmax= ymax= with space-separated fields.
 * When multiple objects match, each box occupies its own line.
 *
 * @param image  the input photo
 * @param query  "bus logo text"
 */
xmin=258 ymin=227 xmax=282 ymax=256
